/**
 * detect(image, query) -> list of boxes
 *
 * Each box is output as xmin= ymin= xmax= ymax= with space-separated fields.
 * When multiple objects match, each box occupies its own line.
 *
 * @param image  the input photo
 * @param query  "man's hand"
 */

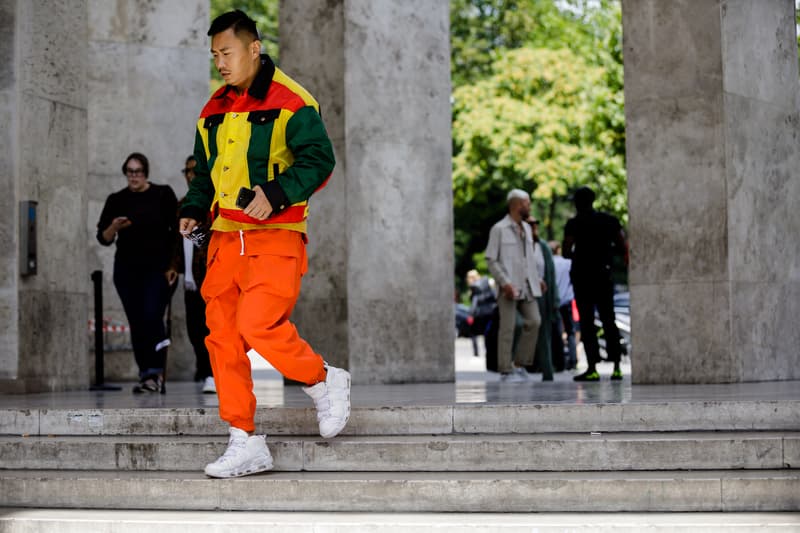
xmin=540 ymin=279 xmax=547 ymax=293
xmin=165 ymin=269 xmax=178 ymax=286
xmin=501 ymin=283 xmax=517 ymax=300
xmin=179 ymin=217 xmax=198 ymax=236
xmin=243 ymin=185 xmax=273 ymax=220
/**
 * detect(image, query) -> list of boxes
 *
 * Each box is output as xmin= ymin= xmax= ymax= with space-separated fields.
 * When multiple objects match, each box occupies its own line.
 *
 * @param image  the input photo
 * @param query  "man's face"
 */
xmin=124 ymin=159 xmax=147 ymax=192
xmin=517 ymin=198 xmax=531 ymax=220
xmin=183 ymin=159 xmax=197 ymax=186
xmin=211 ymin=29 xmax=260 ymax=89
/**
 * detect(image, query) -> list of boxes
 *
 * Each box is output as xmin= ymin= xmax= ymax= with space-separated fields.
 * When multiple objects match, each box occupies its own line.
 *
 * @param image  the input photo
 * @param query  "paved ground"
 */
xmin=0 ymin=337 xmax=797 ymax=409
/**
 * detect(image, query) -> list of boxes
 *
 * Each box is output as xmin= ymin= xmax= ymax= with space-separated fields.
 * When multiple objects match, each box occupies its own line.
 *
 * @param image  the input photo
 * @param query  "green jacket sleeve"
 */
xmin=260 ymin=106 xmax=335 ymax=210
xmin=179 ymin=129 xmax=216 ymax=222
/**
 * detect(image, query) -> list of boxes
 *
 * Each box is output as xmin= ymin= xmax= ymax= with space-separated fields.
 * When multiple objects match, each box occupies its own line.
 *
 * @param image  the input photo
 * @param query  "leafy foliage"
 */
xmin=451 ymin=0 xmax=626 ymax=279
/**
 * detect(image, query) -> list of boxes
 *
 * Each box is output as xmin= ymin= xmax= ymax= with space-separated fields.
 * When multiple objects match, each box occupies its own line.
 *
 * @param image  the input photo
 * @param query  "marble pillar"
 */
xmin=623 ymin=0 xmax=800 ymax=383
xmin=87 ymin=0 xmax=209 ymax=381
xmin=280 ymin=0 xmax=455 ymax=384
xmin=0 ymin=0 xmax=89 ymax=392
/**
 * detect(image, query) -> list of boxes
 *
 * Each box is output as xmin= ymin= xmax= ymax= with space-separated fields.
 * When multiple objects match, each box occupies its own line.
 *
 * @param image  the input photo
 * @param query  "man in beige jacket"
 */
xmin=485 ymin=189 xmax=543 ymax=382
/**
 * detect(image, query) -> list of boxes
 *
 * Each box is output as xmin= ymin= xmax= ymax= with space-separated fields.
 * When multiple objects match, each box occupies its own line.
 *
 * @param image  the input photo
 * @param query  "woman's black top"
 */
xmin=96 ymin=183 xmax=178 ymax=272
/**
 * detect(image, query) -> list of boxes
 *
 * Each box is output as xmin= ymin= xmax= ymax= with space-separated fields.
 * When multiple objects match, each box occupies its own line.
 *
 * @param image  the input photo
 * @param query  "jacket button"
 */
xmin=220 ymin=192 xmax=226 ymax=197
xmin=223 ymin=166 xmax=229 ymax=171
xmin=228 ymin=139 xmax=234 ymax=144
xmin=232 ymin=113 xmax=238 ymax=118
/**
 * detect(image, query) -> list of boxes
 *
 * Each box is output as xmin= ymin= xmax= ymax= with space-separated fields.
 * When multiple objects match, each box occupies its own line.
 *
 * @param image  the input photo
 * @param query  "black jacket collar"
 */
xmin=215 ymin=54 xmax=275 ymax=101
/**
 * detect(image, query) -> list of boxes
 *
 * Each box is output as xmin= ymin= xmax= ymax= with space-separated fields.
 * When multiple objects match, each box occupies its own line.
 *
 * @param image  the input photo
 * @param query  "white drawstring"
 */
xmin=239 ymin=230 xmax=245 ymax=255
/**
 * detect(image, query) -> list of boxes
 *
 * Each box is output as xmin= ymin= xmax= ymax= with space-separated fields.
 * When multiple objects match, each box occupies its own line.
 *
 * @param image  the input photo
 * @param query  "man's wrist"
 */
xmin=259 ymin=181 xmax=290 ymax=214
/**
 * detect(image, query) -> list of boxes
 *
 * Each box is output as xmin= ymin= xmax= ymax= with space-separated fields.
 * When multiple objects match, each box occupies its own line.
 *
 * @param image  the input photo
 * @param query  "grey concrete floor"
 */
xmin=1 ymin=509 xmax=799 ymax=532
xmin=0 ymin=338 xmax=797 ymax=409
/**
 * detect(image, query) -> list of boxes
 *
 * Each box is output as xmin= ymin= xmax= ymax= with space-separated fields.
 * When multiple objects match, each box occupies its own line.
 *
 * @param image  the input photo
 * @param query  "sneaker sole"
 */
xmin=204 ymin=458 xmax=274 ymax=479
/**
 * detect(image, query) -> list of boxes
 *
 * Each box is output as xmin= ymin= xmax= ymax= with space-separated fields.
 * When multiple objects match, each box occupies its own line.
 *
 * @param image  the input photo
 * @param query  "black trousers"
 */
xmin=573 ymin=275 xmax=621 ymax=368
xmin=113 ymin=263 xmax=171 ymax=379
xmin=185 ymin=288 xmax=212 ymax=380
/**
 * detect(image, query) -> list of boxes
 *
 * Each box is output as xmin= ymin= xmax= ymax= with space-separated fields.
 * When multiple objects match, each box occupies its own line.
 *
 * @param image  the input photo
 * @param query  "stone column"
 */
xmin=87 ymin=0 xmax=209 ymax=381
xmin=0 ymin=0 xmax=89 ymax=392
xmin=623 ymin=0 xmax=800 ymax=383
xmin=280 ymin=0 xmax=455 ymax=384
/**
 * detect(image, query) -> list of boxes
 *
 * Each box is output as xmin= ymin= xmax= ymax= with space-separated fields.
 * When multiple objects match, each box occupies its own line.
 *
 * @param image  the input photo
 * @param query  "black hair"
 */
xmin=573 ymin=186 xmax=596 ymax=213
xmin=208 ymin=10 xmax=259 ymax=41
xmin=185 ymin=154 xmax=196 ymax=165
xmin=122 ymin=152 xmax=149 ymax=178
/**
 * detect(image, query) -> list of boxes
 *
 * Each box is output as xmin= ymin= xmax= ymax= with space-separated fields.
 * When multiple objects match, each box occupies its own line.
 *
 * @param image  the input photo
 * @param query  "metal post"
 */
xmin=90 ymin=270 xmax=121 ymax=391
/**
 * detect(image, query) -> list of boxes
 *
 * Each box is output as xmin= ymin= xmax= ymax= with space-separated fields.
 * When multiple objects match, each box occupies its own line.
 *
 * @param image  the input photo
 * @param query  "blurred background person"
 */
xmin=97 ymin=152 xmax=178 ymax=393
xmin=175 ymin=155 xmax=215 ymax=394
xmin=550 ymin=241 xmax=577 ymax=371
xmin=525 ymin=216 xmax=556 ymax=381
xmin=485 ymin=189 xmax=542 ymax=382
xmin=563 ymin=186 xmax=627 ymax=381
xmin=466 ymin=269 xmax=497 ymax=357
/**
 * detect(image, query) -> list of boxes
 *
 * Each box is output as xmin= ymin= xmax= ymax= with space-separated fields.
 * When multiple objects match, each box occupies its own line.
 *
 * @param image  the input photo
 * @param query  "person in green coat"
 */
xmin=526 ymin=216 xmax=558 ymax=381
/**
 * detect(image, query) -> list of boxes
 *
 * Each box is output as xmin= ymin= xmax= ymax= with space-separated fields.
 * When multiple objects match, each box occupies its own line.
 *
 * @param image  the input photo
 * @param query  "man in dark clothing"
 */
xmin=562 ymin=186 xmax=627 ymax=382
xmin=176 ymin=155 xmax=214 ymax=393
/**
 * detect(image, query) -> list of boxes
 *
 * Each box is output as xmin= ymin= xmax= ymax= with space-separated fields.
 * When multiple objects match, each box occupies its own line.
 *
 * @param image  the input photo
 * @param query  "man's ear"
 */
xmin=251 ymin=39 xmax=261 ymax=58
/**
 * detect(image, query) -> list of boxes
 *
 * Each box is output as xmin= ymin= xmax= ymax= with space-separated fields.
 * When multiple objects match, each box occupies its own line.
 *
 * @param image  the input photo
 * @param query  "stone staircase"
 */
xmin=0 ymin=399 xmax=798 ymax=519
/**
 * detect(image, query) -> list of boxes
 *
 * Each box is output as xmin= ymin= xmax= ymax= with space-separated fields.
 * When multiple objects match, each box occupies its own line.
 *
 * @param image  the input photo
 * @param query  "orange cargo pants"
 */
xmin=201 ymin=228 xmax=327 ymax=432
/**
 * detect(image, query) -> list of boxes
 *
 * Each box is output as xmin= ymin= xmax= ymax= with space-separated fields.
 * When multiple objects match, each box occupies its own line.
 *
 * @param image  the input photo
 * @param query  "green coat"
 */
xmin=532 ymin=239 xmax=559 ymax=380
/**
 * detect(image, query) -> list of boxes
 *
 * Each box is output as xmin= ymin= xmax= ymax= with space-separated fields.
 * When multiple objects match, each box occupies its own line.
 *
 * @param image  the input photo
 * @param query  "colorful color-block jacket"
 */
xmin=180 ymin=55 xmax=335 ymax=235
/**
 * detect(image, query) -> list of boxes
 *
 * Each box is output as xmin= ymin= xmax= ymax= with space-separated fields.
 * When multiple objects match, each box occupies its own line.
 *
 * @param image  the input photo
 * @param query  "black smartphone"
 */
xmin=236 ymin=187 xmax=256 ymax=209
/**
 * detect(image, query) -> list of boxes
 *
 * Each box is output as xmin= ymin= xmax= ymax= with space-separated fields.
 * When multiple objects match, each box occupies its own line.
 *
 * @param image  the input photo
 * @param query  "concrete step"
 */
xmin=2 ymin=509 xmax=799 ymax=533
xmin=1 ymin=432 xmax=798 ymax=472
xmin=1 ymin=469 xmax=798 ymax=512
xmin=3 ymin=400 xmax=799 ymax=436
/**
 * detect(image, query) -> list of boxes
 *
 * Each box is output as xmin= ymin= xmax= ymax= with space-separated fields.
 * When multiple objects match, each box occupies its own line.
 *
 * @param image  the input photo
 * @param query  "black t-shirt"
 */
xmin=564 ymin=210 xmax=622 ymax=279
xmin=96 ymin=184 xmax=178 ymax=272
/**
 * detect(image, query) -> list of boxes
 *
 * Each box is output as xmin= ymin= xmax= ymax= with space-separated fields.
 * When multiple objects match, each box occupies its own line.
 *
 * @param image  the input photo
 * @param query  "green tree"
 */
xmin=450 ymin=0 xmax=626 ymax=280
xmin=209 ymin=1 xmax=279 ymax=92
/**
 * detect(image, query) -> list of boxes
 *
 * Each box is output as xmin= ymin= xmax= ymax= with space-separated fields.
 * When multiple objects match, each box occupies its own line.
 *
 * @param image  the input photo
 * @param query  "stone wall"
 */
xmin=87 ymin=0 xmax=209 ymax=381
xmin=623 ymin=0 xmax=800 ymax=383
xmin=281 ymin=0 xmax=455 ymax=384
xmin=0 ymin=0 xmax=89 ymax=392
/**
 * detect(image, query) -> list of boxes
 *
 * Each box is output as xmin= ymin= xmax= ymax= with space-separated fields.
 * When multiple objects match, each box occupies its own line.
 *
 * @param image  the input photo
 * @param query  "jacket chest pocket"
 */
xmin=247 ymin=110 xmax=281 ymax=180
xmin=203 ymin=113 xmax=225 ymax=130
xmin=247 ymin=109 xmax=281 ymax=126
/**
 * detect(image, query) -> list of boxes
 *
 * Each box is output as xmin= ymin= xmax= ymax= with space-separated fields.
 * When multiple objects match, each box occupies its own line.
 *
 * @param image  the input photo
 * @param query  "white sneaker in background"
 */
xmin=514 ymin=366 xmax=531 ymax=381
xmin=303 ymin=364 xmax=351 ymax=438
xmin=500 ymin=372 xmax=526 ymax=383
xmin=202 ymin=376 xmax=216 ymax=394
xmin=204 ymin=427 xmax=273 ymax=478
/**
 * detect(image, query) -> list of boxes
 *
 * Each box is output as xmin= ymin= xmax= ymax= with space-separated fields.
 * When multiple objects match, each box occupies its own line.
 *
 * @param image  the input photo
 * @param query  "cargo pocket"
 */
xmin=247 ymin=254 xmax=300 ymax=299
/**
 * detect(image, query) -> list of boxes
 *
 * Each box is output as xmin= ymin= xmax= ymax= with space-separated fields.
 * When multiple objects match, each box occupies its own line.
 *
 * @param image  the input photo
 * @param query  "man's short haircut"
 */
xmin=573 ymin=186 xmax=596 ymax=212
xmin=506 ymin=188 xmax=530 ymax=204
xmin=185 ymin=154 xmax=196 ymax=165
xmin=208 ymin=9 xmax=259 ymax=41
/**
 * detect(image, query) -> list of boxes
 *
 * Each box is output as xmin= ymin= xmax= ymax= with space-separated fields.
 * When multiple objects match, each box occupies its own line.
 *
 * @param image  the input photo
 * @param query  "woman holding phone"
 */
xmin=97 ymin=152 xmax=178 ymax=393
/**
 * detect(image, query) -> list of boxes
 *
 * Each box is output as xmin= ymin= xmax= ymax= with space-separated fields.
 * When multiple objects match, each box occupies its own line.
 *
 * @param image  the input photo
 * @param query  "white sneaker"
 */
xmin=514 ymin=366 xmax=531 ymax=381
xmin=500 ymin=372 xmax=526 ymax=383
xmin=202 ymin=376 xmax=216 ymax=394
xmin=303 ymin=364 xmax=351 ymax=438
xmin=204 ymin=427 xmax=273 ymax=478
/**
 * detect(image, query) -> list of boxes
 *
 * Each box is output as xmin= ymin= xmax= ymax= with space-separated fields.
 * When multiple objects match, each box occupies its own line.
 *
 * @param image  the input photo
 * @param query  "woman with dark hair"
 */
xmin=97 ymin=152 xmax=178 ymax=393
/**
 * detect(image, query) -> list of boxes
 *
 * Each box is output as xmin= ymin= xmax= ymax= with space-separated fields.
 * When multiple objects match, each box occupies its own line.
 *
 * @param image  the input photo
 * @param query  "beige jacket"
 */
xmin=485 ymin=214 xmax=542 ymax=300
